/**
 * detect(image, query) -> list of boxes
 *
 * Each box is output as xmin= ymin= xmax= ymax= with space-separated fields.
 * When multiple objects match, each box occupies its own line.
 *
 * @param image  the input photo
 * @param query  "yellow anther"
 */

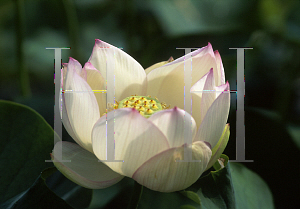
xmin=146 ymin=109 xmax=153 ymax=114
xmin=161 ymin=102 xmax=170 ymax=110
xmin=151 ymin=104 xmax=158 ymax=110
xmin=138 ymin=106 xmax=145 ymax=111
xmin=135 ymin=100 xmax=141 ymax=104
xmin=150 ymin=99 xmax=156 ymax=104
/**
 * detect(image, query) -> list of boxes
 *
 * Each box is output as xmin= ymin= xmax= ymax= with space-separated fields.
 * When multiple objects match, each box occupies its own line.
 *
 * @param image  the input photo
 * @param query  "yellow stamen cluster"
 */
xmin=102 ymin=95 xmax=170 ymax=118
xmin=118 ymin=95 xmax=169 ymax=118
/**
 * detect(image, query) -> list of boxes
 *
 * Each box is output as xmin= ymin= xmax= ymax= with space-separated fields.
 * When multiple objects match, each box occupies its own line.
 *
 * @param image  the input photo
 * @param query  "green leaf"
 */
xmin=0 ymin=167 xmax=73 ymax=209
xmin=46 ymin=169 xmax=93 ymax=209
xmin=0 ymin=100 xmax=55 ymax=203
xmin=180 ymin=191 xmax=201 ymax=205
xmin=88 ymin=177 xmax=135 ymax=209
xmin=230 ymin=163 xmax=274 ymax=209
xmin=185 ymin=155 xmax=274 ymax=209
xmin=138 ymin=187 xmax=200 ymax=209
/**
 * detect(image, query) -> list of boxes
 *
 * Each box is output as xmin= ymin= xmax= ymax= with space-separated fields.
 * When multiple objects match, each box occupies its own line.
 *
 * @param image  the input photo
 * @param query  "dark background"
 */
xmin=0 ymin=0 xmax=299 ymax=208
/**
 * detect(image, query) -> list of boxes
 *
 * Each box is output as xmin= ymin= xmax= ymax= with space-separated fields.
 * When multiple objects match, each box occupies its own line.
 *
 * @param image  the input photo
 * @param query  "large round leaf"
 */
xmin=0 ymin=100 xmax=55 ymax=203
xmin=184 ymin=155 xmax=275 ymax=209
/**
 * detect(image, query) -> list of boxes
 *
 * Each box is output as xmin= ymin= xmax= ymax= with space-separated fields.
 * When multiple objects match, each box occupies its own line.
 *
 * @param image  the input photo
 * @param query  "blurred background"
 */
xmin=0 ymin=0 xmax=299 ymax=208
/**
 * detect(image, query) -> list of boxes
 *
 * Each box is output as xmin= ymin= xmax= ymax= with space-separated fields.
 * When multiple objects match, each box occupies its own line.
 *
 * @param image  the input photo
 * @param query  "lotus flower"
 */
xmin=51 ymin=40 xmax=230 ymax=192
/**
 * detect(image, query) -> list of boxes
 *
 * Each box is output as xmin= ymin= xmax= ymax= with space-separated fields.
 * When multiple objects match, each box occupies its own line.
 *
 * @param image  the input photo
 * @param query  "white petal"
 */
xmin=88 ymin=39 xmax=147 ymax=101
xmin=194 ymin=82 xmax=230 ymax=148
xmin=60 ymin=64 xmax=84 ymax=148
xmin=83 ymin=62 xmax=106 ymax=116
xmin=51 ymin=141 xmax=124 ymax=189
xmin=92 ymin=108 xmax=170 ymax=177
xmin=200 ymin=68 xmax=216 ymax=124
xmin=132 ymin=141 xmax=212 ymax=192
xmin=190 ymin=70 xmax=211 ymax=129
xmin=62 ymin=58 xmax=100 ymax=152
xmin=148 ymin=107 xmax=197 ymax=148
xmin=214 ymin=50 xmax=225 ymax=86
xmin=205 ymin=124 xmax=230 ymax=170
xmin=146 ymin=43 xmax=217 ymax=110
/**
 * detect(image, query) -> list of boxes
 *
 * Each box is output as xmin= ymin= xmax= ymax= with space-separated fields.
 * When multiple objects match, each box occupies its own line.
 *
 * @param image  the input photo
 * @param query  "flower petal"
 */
xmin=62 ymin=58 xmax=100 ymax=152
xmin=214 ymin=50 xmax=225 ymax=86
xmin=194 ymin=82 xmax=230 ymax=148
xmin=145 ymin=57 xmax=174 ymax=75
xmin=83 ymin=62 xmax=106 ymax=116
xmin=190 ymin=70 xmax=211 ymax=128
xmin=146 ymin=43 xmax=217 ymax=110
xmin=148 ymin=107 xmax=197 ymax=148
xmin=92 ymin=108 xmax=170 ymax=177
xmin=205 ymin=124 xmax=230 ymax=170
xmin=200 ymin=68 xmax=216 ymax=125
xmin=60 ymin=64 xmax=84 ymax=148
xmin=88 ymin=39 xmax=147 ymax=101
xmin=51 ymin=141 xmax=124 ymax=189
xmin=132 ymin=141 xmax=212 ymax=192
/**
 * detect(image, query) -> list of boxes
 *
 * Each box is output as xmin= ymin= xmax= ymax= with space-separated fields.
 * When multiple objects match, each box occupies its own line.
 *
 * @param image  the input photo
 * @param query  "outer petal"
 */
xmin=60 ymin=64 xmax=84 ymax=148
xmin=88 ymin=39 xmax=147 ymax=101
xmin=205 ymin=124 xmax=230 ymax=170
xmin=146 ymin=43 xmax=217 ymax=110
xmin=132 ymin=141 xmax=212 ymax=192
xmin=62 ymin=58 xmax=100 ymax=152
xmin=194 ymin=82 xmax=230 ymax=148
xmin=51 ymin=141 xmax=124 ymax=189
xmin=214 ymin=50 xmax=225 ymax=86
xmin=148 ymin=107 xmax=197 ymax=148
xmin=83 ymin=62 xmax=106 ymax=116
xmin=92 ymin=108 xmax=170 ymax=177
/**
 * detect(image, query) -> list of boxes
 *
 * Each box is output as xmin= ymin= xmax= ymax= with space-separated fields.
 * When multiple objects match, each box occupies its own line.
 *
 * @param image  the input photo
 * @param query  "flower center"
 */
xmin=118 ymin=95 xmax=164 ymax=118
xmin=103 ymin=95 xmax=170 ymax=118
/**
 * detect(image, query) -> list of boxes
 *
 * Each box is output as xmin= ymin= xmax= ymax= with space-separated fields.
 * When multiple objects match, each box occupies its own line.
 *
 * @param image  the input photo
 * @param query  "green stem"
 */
xmin=15 ymin=0 xmax=31 ymax=97
xmin=127 ymin=181 xmax=143 ymax=209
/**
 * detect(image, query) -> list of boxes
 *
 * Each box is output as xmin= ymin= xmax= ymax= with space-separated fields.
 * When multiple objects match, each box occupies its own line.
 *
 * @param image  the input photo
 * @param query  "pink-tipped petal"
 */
xmin=52 ymin=141 xmax=124 ymax=189
xmin=132 ymin=141 xmax=212 ymax=192
xmin=92 ymin=108 xmax=170 ymax=177
xmin=194 ymin=82 xmax=230 ymax=148
xmin=88 ymin=39 xmax=147 ymax=101
xmin=146 ymin=43 xmax=217 ymax=111
xmin=68 ymin=57 xmax=87 ymax=81
xmin=62 ymin=58 xmax=100 ymax=152
xmin=214 ymin=50 xmax=225 ymax=86
xmin=148 ymin=107 xmax=197 ymax=148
